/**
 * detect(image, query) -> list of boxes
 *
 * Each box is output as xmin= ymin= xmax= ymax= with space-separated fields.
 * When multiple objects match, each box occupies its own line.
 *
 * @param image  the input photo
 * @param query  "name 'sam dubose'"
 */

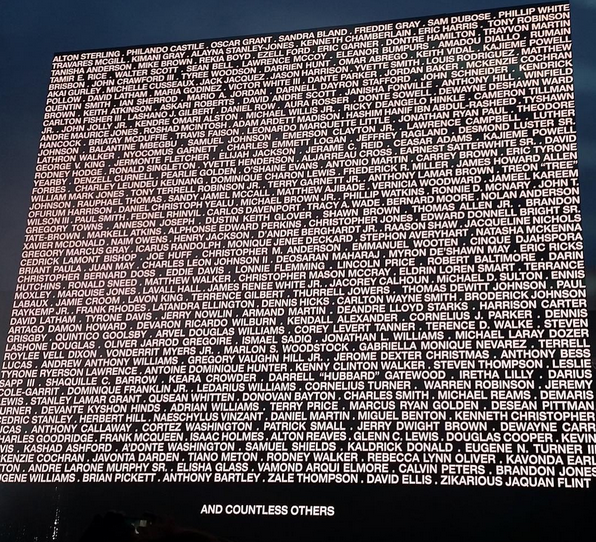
xmin=200 ymin=504 xmax=335 ymax=517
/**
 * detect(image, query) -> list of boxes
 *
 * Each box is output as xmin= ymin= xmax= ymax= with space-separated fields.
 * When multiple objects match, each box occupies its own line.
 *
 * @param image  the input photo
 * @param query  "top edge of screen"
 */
xmin=52 ymin=0 xmax=569 ymax=58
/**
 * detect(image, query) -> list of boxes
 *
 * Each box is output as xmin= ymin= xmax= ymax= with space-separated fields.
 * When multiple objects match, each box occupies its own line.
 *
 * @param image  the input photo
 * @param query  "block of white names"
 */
xmin=1 ymin=1 xmax=595 ymax=488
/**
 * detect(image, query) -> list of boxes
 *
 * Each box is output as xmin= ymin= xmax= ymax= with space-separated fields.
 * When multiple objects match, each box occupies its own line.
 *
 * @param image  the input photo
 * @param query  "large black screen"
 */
xmin=1 ymin=2 xmax=595 ymax=541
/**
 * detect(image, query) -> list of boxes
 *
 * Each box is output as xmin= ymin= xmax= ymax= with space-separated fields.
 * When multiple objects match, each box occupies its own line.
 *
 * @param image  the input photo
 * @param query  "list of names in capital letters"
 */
xmin=1 ymin=2 xmax=595 ymax=488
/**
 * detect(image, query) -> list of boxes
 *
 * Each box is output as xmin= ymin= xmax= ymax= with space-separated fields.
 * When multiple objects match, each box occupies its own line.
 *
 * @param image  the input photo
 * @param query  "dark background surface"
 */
xmin=1 ymin=482 xmax=596 ymax=541
xmin=1 ymin=1 xmax=596 ymax=541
